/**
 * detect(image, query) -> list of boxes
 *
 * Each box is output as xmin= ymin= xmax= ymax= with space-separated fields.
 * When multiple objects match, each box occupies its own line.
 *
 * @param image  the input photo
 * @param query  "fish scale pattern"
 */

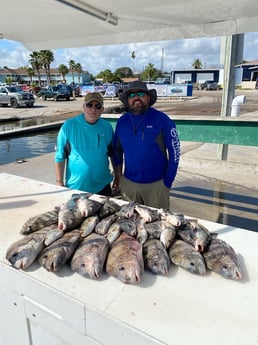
xmin=6 ymin=194 xmax=242 ymax=283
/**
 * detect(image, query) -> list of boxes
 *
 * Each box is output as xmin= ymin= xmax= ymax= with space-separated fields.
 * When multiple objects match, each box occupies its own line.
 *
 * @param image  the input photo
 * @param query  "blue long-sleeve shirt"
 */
xmin=55 ymin=113 xmax=114 ymax=193
xmin=113 ymin=107 xmax=180 ymax=188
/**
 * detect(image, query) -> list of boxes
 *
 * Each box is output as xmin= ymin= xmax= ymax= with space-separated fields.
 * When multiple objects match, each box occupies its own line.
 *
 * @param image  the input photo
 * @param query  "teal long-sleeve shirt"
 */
xmin=55 ymin=113 xmax=114 ymax=193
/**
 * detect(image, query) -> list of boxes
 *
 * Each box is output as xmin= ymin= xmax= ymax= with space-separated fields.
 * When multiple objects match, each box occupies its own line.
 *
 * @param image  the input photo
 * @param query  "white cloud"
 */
xmin=243 ymin=32 xmax=258 ymax=61
xmin=1 ymin=32 xmax=258 ymax=76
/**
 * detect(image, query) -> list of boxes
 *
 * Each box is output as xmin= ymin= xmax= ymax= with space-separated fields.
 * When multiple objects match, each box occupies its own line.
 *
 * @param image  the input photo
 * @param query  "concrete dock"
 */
xmin=1 ymin=141 xmax=257 ymax=232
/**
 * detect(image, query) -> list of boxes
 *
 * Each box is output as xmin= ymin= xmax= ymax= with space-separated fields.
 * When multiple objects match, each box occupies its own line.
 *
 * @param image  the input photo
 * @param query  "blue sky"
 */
xmin=1 ymin=32 xmax=258 ymax=76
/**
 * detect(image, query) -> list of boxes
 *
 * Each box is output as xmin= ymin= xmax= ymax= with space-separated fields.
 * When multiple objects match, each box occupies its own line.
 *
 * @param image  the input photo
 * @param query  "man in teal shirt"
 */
xmin=55 ymin=92 xmax=115 ymax=196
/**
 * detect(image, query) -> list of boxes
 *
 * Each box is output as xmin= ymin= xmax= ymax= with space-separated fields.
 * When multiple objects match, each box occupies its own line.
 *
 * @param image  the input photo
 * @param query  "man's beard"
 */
xmin=128 ymin=101 xmax=148 ymax=115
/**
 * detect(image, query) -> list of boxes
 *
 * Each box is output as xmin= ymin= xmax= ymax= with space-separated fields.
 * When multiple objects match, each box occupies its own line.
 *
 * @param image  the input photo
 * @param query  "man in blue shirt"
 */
xmin=113 ymin=81 xmax=180 ymax=209
xmin=55 ymin=92 xmax=115 ymax=196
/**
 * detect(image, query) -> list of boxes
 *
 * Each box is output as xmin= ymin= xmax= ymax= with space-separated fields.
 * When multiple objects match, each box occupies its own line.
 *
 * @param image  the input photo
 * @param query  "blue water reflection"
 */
xmin=0 ymin=131 xmax=58 ymax=164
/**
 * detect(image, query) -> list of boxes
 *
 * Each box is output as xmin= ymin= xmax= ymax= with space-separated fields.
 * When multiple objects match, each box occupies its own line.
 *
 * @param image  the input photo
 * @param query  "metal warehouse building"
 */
xmin=171 ymin=60 xmax=258 ymax=88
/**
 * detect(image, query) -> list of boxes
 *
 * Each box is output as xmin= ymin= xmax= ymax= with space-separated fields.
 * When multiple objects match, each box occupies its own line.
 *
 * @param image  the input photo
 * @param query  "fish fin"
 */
xmin=72 ymin=193 xmax=84 ymax=200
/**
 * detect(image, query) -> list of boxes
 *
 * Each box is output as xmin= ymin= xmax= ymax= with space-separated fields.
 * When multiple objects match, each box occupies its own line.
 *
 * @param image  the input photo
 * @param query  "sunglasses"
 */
xmin=86 ymin=102 xmax=102 ymax=110
xmin=128 ymin=91 xmax=146 ymax=98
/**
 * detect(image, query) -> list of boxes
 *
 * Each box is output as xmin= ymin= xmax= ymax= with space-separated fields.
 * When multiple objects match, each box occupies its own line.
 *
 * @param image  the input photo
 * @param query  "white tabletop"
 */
xmin=0 ymin=172 xmax=257 ymax=345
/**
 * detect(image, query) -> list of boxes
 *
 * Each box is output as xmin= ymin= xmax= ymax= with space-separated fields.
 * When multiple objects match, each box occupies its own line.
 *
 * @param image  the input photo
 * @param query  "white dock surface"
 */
xmin=0 ymin=173 xmax=258 ymax=345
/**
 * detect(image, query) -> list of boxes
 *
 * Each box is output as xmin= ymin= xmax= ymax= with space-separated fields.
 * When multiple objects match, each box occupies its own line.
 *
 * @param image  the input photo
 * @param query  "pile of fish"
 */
xmin=6 ymin=193 xmax=243 ymax=284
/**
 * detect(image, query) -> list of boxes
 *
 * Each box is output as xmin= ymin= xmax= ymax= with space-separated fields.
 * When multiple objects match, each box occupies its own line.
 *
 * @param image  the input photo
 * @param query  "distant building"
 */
xmin=171 ymin=60 xmax=258 ymax=88
xmin=235 ymin=60 xmax=258 ymax=83
xmin=0 ymin=67 xmax=91 ymax=85
xmin=171 ymin=68 xmax=221 ymax=85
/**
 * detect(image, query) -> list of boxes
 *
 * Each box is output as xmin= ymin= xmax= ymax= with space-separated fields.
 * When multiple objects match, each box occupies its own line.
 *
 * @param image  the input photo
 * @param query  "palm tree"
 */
xmin=5 ymin=76 xmax=13 ymax=85
xmin=26 ymin=67 xmax=34 ymax=85
xmin=40 ymin=50 xmax=54 ymax=85
xmin=69 ymin=59 xmax=76 ymax=83
xmin=75 ymin=62 xmax=83 ymax=83
xmin=192 ymin=59 xmax=203 ymax=69
xmin=58 ymin=64 xmax=69 ymax=83
xmin=131 ymin=51 xmax=136 ymax=75
xmin=29 ymin=51 xmax=42 ymax=86
xmin=95 ymin=69 xmax=113 ymax=83
xmin=144 ymin=63 xmax=155 ymax=81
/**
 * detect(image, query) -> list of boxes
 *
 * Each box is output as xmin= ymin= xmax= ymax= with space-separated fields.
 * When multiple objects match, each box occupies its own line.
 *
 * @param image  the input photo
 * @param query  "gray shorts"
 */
xmin=120 ymin=176 xmax=170 ymax=210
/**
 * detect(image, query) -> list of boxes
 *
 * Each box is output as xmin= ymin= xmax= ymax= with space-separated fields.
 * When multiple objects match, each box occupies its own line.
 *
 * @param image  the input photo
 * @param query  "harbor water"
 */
xmin=0 ymin=130 xmax=57 ymax=165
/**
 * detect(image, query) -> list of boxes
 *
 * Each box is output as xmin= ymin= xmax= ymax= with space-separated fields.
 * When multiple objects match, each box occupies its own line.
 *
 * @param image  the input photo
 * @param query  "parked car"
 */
xmin=39 ymin=85 xmax=71 ymax=101
xmin=198 ymin=80 xmax=218 ymax=90
xmin=29 ymin=86 xmax=42 ymax=96
xmin=0 ymin=86 xmax=35 ymax=108
xmin=68 ymin=83 xmax=81 ymax=97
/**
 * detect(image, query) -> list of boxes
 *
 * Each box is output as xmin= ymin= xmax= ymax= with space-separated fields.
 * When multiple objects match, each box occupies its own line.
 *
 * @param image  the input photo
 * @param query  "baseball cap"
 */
xmin=84 ymin=92 xmax=103 ymax=106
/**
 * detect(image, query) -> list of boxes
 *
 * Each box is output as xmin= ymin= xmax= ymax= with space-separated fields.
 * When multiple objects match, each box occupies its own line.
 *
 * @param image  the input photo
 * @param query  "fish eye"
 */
xmin=197 ymin=244 xmax=202 ymax=252
xmin=81 ymin=263 xmax=85 ymax=268
xmin=119 ymin=266 xmax=125 ymax=271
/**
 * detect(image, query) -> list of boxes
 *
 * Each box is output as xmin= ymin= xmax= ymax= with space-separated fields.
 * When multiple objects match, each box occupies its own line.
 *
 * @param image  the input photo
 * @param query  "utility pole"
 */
xmin=161 ymin=48 xmax=164 ymax=75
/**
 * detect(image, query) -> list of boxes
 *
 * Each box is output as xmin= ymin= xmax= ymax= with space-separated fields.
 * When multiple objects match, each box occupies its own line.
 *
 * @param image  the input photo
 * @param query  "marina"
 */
xmin=0 ymin=107 xmax=257 ymax=233
xmin=1 ymin=1 xmax=258 ymax=344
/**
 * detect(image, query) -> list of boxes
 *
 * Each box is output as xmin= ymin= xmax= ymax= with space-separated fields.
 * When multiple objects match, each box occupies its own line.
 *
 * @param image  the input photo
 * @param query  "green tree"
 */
xmin=192 ymin=59 xmax=203 ymax=69
xmin=40 ymin=50 xmax=54 ymax=85
xmin=95 ymin=69 xmax=114 ymax=83
xmin=114 ymin=67 xmax=133 ymax=78
xmin=5 ymin=76 xmax=13 ymax=85
xmin=29 ymin=51 xmax=42 ymax=86
xmin=26 ymin=67 xmax=34 ymax=84
xmin=69 ymin=59 xmax=76 ymax=83
xmin=75 ymin=62 xmax=83 ymax=83
xmin=141 ymin=63 xmax=160 ymax=81
xmin=58 ymin=64 xmax=69 ymax=83
xmin=112 ymin=73 xmax=122 ymax=83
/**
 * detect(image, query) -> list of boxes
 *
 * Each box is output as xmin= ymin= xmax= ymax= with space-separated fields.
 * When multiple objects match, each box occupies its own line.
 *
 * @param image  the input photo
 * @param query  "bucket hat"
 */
xmin=120 ymin=81 xmax=157 ymax=107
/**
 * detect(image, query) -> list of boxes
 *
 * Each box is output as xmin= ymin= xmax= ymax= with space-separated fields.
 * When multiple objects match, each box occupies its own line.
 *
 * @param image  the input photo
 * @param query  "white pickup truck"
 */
xmin=0 ymin=85 xmax=35 ymax=108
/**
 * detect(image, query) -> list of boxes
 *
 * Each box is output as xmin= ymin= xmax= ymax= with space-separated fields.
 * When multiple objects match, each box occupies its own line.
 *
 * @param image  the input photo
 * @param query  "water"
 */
xmin=172 ymin=179 xmax=258 ymax=232
xmin=0 ymin=130 xmax=58 ymax=164
xmin=0 ymin=117 xmax=59 ymax=133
